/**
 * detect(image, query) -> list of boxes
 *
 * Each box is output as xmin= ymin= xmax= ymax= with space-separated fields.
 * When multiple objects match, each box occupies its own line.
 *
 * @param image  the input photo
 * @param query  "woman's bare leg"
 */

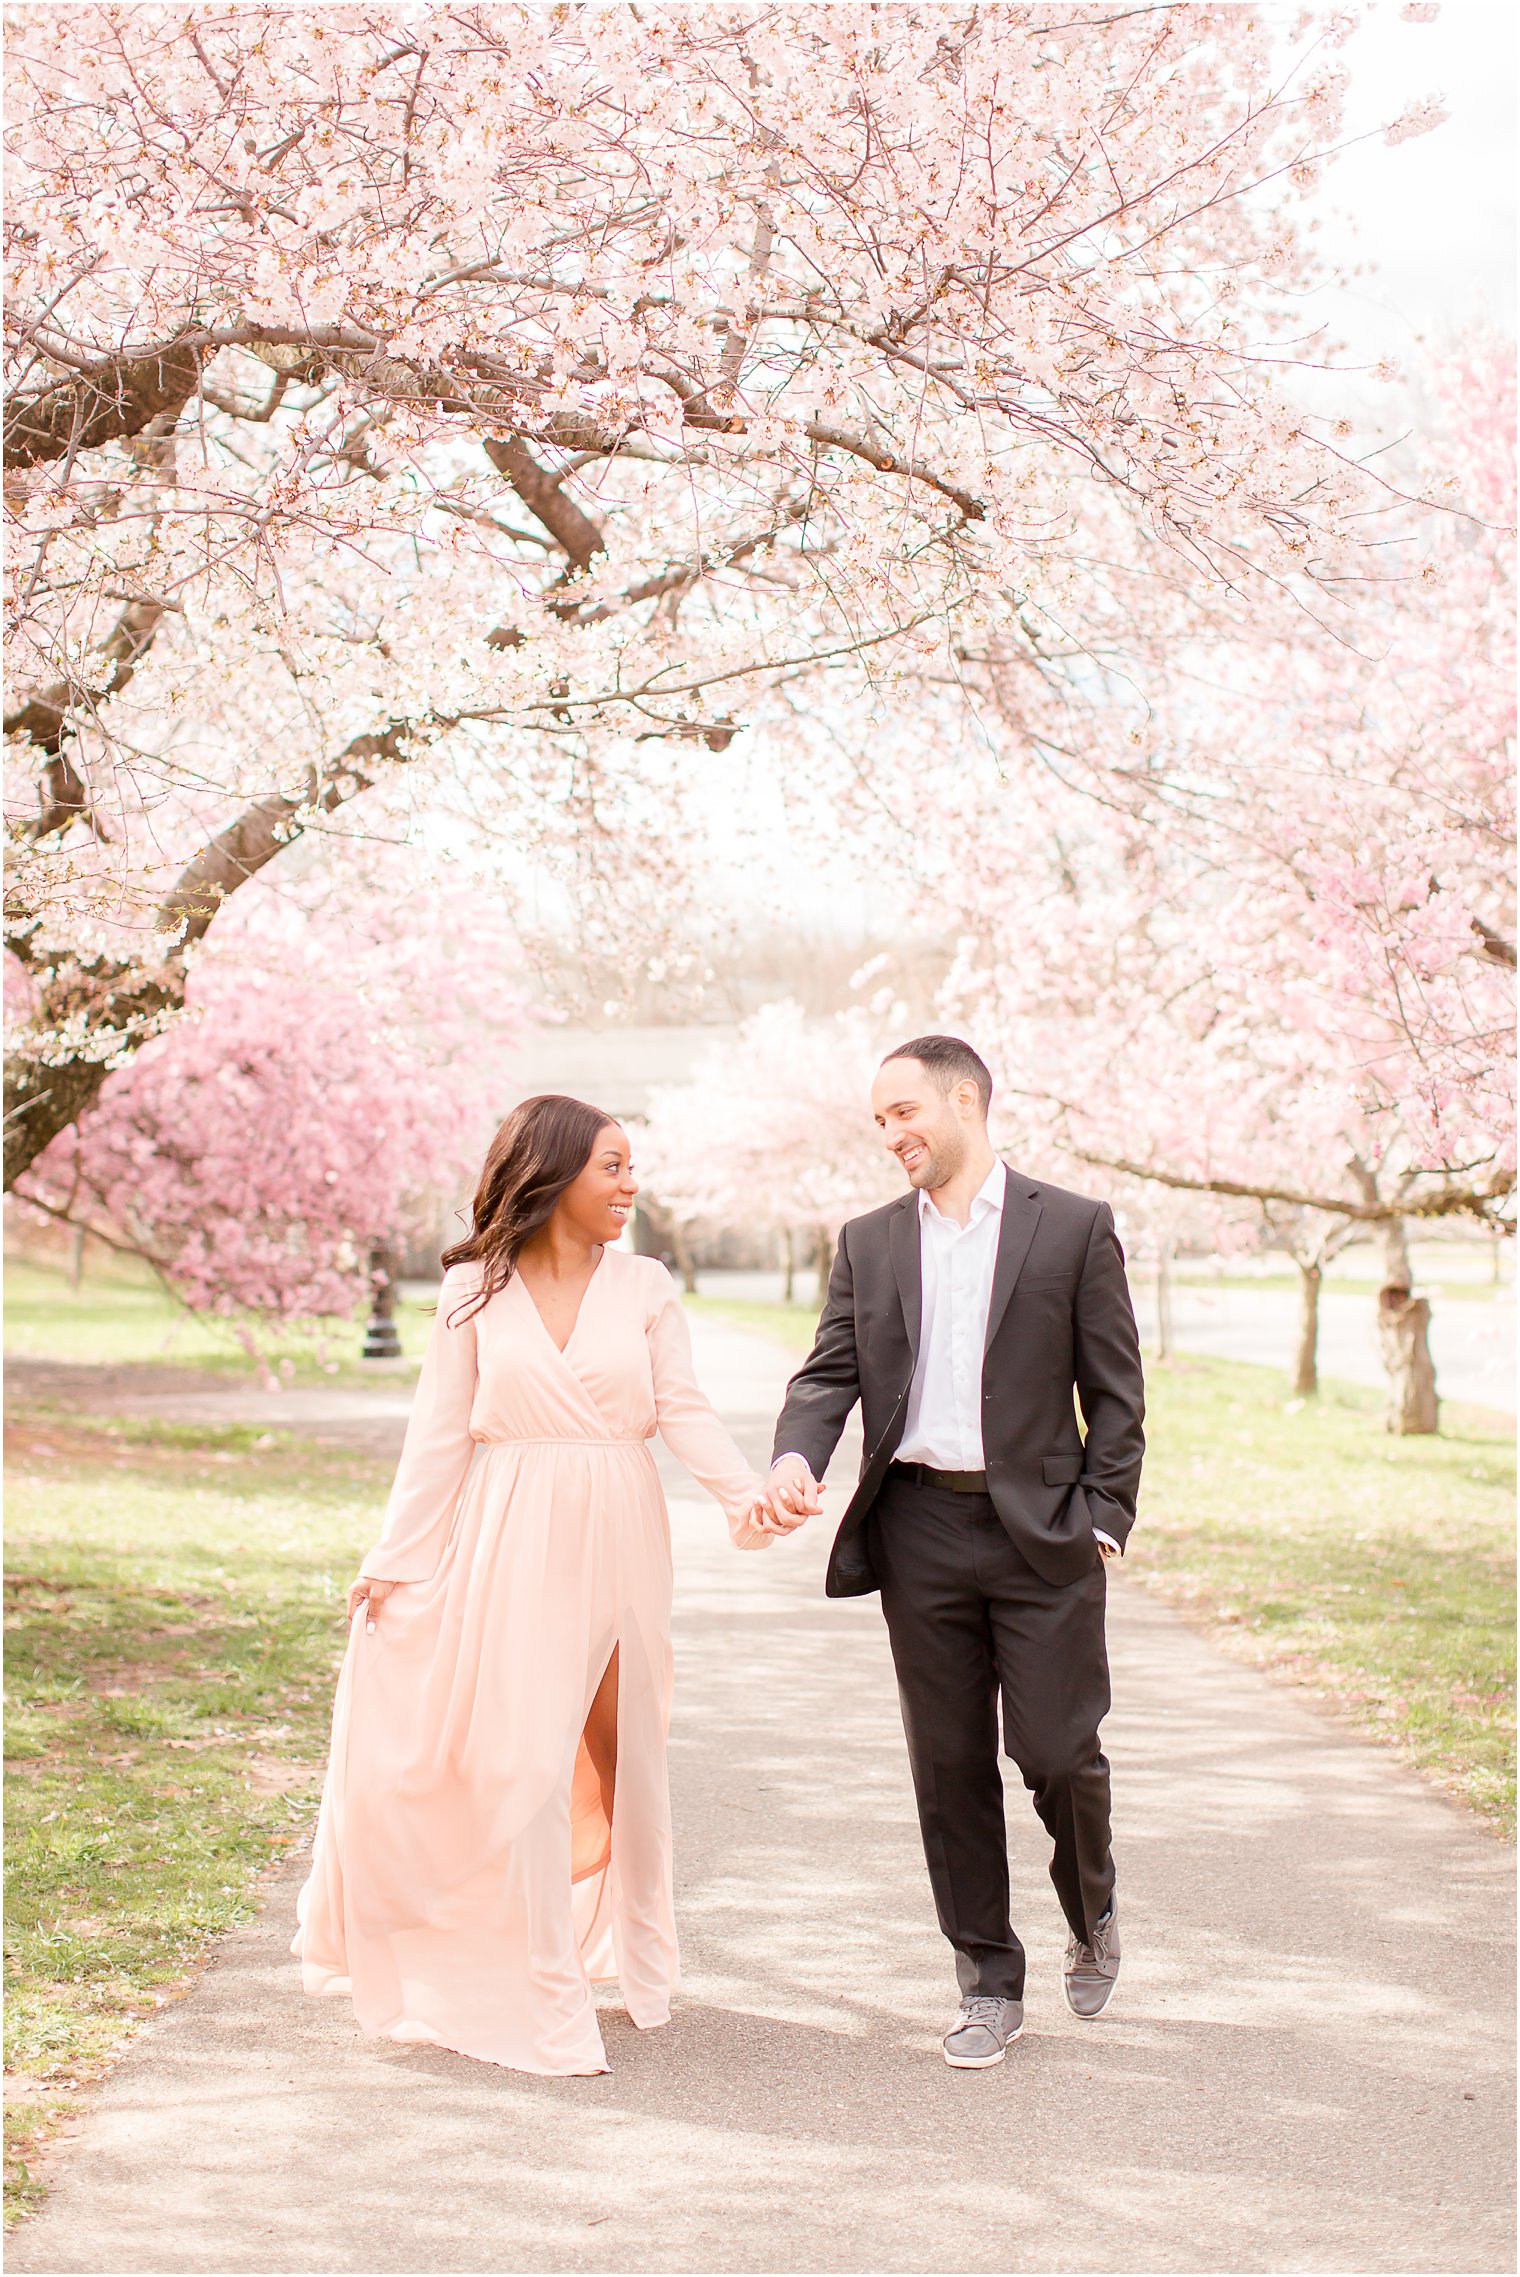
xmin=582 ymin=1643 xmax=619 ymax=1828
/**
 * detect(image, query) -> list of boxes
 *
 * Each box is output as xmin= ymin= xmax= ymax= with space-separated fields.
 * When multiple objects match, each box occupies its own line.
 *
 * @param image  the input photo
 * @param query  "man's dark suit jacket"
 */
xmin=771 ymin=1169 xmax=1146 ymax=1597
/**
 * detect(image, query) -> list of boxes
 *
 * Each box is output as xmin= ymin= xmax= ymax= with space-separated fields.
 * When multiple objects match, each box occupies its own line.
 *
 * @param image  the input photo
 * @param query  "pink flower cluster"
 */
xmin=18 ymin=873 xmax=529 ymax=1323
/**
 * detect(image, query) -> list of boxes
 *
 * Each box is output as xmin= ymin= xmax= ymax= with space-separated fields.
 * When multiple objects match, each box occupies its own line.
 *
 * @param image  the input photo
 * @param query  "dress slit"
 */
xmin=571 ymin=1641 xmax=619 ymax=1884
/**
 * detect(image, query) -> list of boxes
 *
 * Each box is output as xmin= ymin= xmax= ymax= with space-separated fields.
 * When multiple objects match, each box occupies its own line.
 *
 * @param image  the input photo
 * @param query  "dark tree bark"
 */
xmin=5 ymin=342 xmax=203 ymax=468
xmin=361 ymin=1244 xmax=403 ymax=1360
xmin=6 ymin=599 xmax=168 ymax=751
xmin=3 ymin=982 xmax=177 ymax=1188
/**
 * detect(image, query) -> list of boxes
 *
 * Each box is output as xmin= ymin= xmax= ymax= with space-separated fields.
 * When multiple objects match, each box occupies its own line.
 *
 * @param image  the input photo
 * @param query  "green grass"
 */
xmin=1138 ymin=1359 xmax=1514 ymax=1831
xmin=4 ymin=1254 xmax=432 ymax=1381
xmin=687 ymin=1296 xmax=1516 ymax=1835
xmin=1173 ymin=1271 xmax=1508 ymax=1304
xmin=3 ymin=1408 xmax=384 ymax=2224
xmin=688 ymin=1295 xmax=827 ymax=1352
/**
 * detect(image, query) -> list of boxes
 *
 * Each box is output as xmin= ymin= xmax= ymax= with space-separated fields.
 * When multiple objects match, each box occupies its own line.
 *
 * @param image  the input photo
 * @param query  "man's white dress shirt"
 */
xmin=893 ymin=1158 xmax=1117 ymax=1554
xmin=896 ymin=1158 xmax=1008 ymax=1467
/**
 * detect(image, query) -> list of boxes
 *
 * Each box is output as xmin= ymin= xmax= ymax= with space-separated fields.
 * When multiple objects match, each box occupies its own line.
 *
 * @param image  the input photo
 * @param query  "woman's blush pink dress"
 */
xmin=293 ymin=1249 xmax=765 ymax=2076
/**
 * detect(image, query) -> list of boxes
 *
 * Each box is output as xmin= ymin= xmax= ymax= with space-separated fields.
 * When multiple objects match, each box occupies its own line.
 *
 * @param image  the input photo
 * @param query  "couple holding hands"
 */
xmin=295 ymin=1035 xmax=1146 ymax=2078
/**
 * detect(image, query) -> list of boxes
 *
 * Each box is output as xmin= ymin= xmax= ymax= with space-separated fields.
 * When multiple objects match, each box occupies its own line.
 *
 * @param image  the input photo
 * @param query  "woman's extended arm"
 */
xmin=646 ymin=1270 xmax=772 ymax=1549
xmin=358 ymin=1267 xmax=481 ymax=1586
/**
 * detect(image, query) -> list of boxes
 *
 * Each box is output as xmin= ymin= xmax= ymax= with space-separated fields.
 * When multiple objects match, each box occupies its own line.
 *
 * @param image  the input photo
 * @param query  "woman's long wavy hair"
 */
xmin=441 ymin=1094 xmax=619 ymax=1324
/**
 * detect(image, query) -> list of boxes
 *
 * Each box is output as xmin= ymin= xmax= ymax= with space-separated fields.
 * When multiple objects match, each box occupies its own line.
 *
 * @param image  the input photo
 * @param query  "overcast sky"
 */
xmin=1294 ymin=0 xmax=1516 ymax=381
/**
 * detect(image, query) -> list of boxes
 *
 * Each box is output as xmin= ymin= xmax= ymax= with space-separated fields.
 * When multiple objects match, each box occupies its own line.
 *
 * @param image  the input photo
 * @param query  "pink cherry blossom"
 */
xmin=13 ymin=865 xmax=528 ymax=1325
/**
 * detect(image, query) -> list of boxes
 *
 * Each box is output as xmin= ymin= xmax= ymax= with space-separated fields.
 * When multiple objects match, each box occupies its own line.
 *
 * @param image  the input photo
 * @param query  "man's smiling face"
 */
xmin=870 ymin=1056 xmax=970 ymax=1193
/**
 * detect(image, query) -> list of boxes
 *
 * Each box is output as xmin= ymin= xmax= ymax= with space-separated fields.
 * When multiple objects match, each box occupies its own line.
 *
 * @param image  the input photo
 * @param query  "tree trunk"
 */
xmin=1373 ymin=1216 xmax=1438 ymax=1434
xmin=5 ymin=730 xmax=412 ymax=1194
xmin=1377 ymin=1287 xmax=1439 ymax=1434
xmin=4 ymin=1053 xmax=118 ymax=1190
xmin=812 ymin=1225 xmax=834 ymax=1309
xmin=68 ymin=1223 xmax=86 ymax=1291
xmin=671 ymin=1223 xmax=698 ymax=1297
xmin=780 ymin=1225 xmax=795 ymax=1305
xmin=1154 ymin=1241 xmax=1173 ymax=1361
xmin=1377 ymin=1214 xmax=1413 ymax=1291
xmin=361 ymin=1244 xmax=403 ymax=1360
xmin=1291 ymin=1261 xmax=1321 ymax=1396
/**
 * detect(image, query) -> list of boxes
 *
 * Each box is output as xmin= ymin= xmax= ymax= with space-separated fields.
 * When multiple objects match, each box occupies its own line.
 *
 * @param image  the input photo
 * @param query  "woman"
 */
xmin=294 ymin=1095 xmax=783 ymax=2076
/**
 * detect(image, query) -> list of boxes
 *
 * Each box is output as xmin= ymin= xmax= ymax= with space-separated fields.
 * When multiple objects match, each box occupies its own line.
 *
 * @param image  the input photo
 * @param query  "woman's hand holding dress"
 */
xmin=346 ymin=1575 xmax=396 ymax=1629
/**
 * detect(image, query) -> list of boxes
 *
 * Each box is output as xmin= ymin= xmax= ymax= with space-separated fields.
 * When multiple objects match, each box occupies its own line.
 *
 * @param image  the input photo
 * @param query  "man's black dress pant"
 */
xmin=872 ymin=1468 xmax=1115 ymax=2001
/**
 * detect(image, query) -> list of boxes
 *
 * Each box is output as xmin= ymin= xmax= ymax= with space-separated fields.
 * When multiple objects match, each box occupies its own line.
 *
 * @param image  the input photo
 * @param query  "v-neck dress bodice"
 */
xmin=294 ymin=1251 xmax=764 ymax=2075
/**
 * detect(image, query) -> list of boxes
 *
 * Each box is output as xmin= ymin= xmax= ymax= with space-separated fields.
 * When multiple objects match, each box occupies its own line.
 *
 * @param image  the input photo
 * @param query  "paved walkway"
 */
xmin=11 ymin=1319 xmax=1515 ymax=2275
xmin=1166 ymin=1282 xmax=1515 ymax=1414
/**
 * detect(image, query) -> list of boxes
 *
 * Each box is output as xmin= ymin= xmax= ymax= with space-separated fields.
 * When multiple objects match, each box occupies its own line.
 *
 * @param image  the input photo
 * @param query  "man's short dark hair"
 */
xmin=880 ymin=1034 xmax=993 ymax=1116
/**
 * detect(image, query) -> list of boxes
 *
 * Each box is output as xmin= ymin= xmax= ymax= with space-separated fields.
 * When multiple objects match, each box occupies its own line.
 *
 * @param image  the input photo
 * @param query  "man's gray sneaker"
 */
xmin=1064 ymin=1901 xmax=1120 ymax=2017
xmin=942 ymin=1994 xmax=1024 ymax=2068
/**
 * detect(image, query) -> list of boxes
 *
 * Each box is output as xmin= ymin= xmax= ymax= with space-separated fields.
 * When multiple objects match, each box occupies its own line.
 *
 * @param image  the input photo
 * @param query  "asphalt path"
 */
xmin=11 ymin=1317 xmax=1514 ymax=2276
xmin=1165 ymin=1282 xmax=1515 ymax=1415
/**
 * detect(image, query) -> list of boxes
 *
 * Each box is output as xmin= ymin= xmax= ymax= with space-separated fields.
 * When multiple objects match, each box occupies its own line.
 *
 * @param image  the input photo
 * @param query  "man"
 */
xmin=768 ymin=1036 xmax=1145 ymax=2068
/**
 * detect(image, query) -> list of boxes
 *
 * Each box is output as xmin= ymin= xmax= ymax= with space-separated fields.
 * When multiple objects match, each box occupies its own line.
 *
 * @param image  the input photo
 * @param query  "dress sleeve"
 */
xmin=359 ymin=1267 xmax=481 ymax=1583
xmin=646 ymin=1267 xmax=769 ymax=1550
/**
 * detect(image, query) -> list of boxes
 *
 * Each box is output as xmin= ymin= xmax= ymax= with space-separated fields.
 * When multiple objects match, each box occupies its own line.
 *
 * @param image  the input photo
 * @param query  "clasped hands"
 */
xmin=748 ymin=1459 xmax=1120 ymax=1561
xmin=746 ymin=1452 xmax=822 ymax=1538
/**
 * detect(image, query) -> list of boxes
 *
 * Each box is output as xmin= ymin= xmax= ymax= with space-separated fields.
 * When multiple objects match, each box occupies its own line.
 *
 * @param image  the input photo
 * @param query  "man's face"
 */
xmin=871 ymin=1057 xmax=970 ymax=1191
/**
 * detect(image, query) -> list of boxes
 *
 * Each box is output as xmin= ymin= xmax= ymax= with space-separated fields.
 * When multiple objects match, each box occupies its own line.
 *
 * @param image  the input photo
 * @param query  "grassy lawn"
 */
xmin=3 ymin=1407 xmax=383 ymax=2225
xmin=688 ymin=1296 xmax=1516 ymax=1835
xmin=4 ymin=1254 xmax=432 ymax=1381
xmin=1172 ymin=1271 xmax=1507 ymax=1304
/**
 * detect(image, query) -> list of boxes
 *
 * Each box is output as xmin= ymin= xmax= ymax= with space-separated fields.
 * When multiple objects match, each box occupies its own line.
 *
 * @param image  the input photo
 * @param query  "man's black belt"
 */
xmin=889 ymin=1461 xmax=989 ymax=1494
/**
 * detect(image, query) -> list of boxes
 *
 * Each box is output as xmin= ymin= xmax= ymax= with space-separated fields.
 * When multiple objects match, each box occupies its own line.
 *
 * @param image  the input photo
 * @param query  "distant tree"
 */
xmin=638 ymin=1001 xmax=899 ymax=1291
xmin=947 ymin=347 xmax=1515 ymax=1432
xmin=11 ymin=874 xmax=526 ymax=1334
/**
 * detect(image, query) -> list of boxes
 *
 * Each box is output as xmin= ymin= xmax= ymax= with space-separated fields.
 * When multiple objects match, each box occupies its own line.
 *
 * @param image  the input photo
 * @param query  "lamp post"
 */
xmin=362 ymin=1243 xmax=403 ymax=1360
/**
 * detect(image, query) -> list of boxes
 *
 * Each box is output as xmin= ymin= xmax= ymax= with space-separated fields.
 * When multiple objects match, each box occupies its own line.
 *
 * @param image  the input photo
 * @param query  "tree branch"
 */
xmin=1069 ymin=1148 xmax=1514 ymax=1225
xmin=5 ymin=342 xmax=203 ymax=468
xmin=158 ymin=722 xmax=419 ymax=944
xmin=1472 ymin=913 xmax=1517 ymax=969
xmin=6 ymin=598 xmax=167 ymax=767
xmin=4 ymin=720 xmax=426 ymax=1187
xmin=481 ymin=435 xmax=606 ymax=572
xmin=802 ymin=420 xmax=985 ymax=523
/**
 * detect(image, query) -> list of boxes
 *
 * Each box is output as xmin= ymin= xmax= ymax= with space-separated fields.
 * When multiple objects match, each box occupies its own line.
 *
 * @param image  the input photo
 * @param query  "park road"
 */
xmin=11 ymin=1312 xmax=1515 ymax=2277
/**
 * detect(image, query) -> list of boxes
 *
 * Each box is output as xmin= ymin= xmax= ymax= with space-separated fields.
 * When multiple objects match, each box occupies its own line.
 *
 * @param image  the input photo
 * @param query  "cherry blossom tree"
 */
xmin=5 ymin=2 xmax=1438 ymax=1183
xmin=637 ymin=1000 xmax=899 ymax=1288
xmin=942 ymin=344 xmax=1515 ymax=1431
xmin=10 ymin=864 xmax=527 ymax=1331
